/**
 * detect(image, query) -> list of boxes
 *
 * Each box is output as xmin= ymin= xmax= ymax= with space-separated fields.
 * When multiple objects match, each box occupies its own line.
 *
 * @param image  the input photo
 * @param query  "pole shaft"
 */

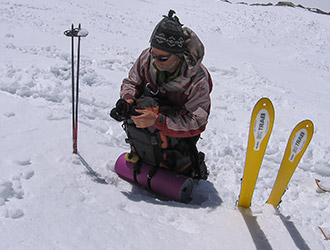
xmin=76 ymin=24 xmax=81 ymax=127
xmin=71 ymin=24 xmax=77 ymax=154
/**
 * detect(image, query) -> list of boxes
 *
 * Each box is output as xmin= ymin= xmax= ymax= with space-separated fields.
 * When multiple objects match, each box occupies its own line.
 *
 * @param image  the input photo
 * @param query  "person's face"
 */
xmin=150 ymin=47 xmax=181 ymax=73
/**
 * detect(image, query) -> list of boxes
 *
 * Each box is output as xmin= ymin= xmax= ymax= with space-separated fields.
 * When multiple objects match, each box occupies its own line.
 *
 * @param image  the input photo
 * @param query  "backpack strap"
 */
xmin=147 ymin=166 xmax=159 ymax=190
xmin=147 ymin=134 xmax=163 ymax=190
xmin=150 ymin=134 xmax=163 ymax=166
xmin=132 ymin=153 xmax=143 ymax=184
xmin=184 ymin=136 xmax=201 ymax=179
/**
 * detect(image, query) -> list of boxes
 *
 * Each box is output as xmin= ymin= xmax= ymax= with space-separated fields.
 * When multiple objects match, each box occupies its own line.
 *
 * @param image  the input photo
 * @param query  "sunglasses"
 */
xmin=150 ymin=51 xmax=172 ymax=62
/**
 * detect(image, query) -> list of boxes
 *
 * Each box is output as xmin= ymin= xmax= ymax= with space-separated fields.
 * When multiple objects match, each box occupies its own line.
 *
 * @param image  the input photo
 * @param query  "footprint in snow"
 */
xmin=3 ymin=112 xmax=15 ymax=118
xmin=0 ymin=165 xmax=35 ymax=219
xmin=14 ymin=157 xmax=32 ymax=166
xmin=2 ymin=208 xmax=24 ymax=219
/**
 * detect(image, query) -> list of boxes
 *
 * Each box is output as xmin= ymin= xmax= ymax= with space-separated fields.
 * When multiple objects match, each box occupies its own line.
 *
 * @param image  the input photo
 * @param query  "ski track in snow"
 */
xmin=1 ymin=0 xmax=330 ymax=249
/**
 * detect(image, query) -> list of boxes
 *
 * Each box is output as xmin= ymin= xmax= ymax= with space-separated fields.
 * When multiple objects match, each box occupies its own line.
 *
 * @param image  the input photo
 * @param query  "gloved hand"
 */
xmin=115 ymin=99 xmax=134 ymax=116
xmin=110 ymin=99 xmax=139 ymax=121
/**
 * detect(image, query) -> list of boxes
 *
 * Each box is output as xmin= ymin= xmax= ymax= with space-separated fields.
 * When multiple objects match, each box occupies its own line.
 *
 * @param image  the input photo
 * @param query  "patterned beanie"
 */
xmin=150 ymin=10 xmax=185 ymax=55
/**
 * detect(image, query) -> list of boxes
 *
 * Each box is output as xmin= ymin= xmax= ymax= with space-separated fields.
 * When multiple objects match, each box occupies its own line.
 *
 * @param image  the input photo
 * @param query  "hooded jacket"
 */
xmin=120 ymin=27 xmax=212 ymax=138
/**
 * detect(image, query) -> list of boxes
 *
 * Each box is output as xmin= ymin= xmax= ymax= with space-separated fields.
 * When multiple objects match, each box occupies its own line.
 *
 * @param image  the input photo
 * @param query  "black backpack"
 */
xmin=111 ymin=97 xmax=208 ymax=180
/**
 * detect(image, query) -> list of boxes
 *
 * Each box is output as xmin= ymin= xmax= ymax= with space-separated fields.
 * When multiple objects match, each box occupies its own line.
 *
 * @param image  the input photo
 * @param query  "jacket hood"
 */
xmin=182 ymin=27 xmax=205 ymax=77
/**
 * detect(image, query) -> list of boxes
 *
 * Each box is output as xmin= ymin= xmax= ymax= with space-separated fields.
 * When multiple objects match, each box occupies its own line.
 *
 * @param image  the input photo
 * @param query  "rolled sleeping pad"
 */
xmin=115 ymin=153 xmax=194 ymax=202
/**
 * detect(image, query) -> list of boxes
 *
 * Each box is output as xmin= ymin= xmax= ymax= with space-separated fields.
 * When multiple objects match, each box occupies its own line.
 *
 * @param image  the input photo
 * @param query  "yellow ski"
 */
xmin=238 ymin=98 xmax=275 ymax=208
xmin=267 ymin=120 xmax=314 ymax=207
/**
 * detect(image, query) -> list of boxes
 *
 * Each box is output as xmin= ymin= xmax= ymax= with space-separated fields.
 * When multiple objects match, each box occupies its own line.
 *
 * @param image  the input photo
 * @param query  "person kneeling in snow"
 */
xmin=111 ymin=10 xmax=212 ymax=180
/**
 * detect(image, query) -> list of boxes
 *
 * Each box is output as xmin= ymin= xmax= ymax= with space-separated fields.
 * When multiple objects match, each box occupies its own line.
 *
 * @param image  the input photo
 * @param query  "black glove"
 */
xmin=115 ymin=99 xmax=134 ymax=116
xmin=110 ymin=99 xmax=140 ymax=121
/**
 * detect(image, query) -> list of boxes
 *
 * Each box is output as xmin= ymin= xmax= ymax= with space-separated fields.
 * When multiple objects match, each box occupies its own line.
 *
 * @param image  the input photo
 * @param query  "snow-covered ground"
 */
xmin=1 ymin=0 xmax=330 ymax=249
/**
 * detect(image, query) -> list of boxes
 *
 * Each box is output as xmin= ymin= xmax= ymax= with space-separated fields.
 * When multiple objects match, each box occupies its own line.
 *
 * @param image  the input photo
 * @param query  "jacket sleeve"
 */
xmin=120 ymin=49 xmax=149 ymax=100
xmin=154 ymin=69 xmax=211 ymax=138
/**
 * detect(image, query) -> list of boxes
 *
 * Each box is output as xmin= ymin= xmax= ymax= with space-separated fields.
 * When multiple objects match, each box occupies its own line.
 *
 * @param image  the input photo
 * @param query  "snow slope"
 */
xmin=231 ymin=0 xmax=330 ymax=12
xmin=1 ymin=0 xmax=330 ymax=249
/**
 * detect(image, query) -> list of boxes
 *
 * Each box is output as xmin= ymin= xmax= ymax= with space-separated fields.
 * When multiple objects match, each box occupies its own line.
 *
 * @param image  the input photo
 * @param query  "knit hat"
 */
xmin=150 ymin=10 xmax=185 ymax=55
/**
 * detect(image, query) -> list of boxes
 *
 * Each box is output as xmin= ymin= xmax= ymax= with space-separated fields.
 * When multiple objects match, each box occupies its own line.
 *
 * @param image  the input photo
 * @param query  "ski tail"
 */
xmin=238 ymin=98 xmax=275 ymax=208
xmin=267 ymin=120 xmax=314 ymax=207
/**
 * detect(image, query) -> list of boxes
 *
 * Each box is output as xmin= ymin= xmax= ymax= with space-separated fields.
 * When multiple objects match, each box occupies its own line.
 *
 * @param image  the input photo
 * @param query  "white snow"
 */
xmin=1 ymin=0 xmax=330 ymax=249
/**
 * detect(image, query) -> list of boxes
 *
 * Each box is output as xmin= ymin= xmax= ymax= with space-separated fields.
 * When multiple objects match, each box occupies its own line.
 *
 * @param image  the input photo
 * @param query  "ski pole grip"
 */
xmin=64 ymin=24 xmax=89 ymax=37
